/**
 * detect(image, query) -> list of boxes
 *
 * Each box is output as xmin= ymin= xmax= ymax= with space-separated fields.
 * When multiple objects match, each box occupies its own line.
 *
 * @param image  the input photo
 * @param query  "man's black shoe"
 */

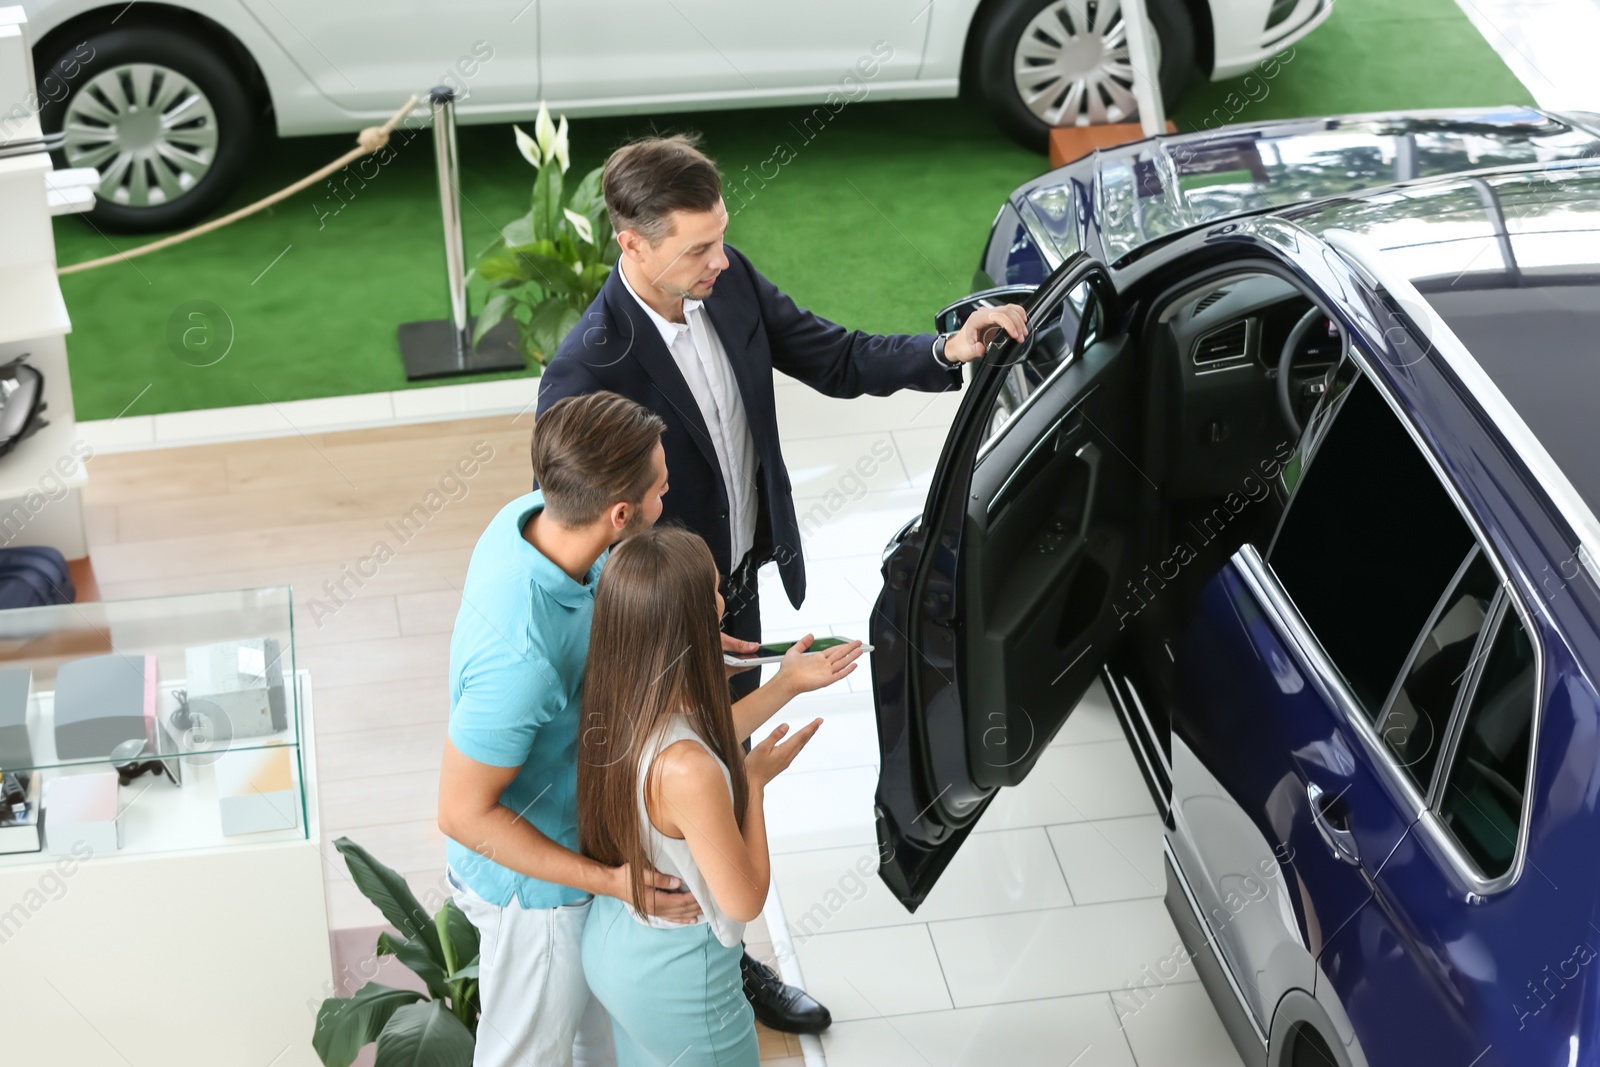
xmin=741 ymin=951 xmax=831 ymax=1034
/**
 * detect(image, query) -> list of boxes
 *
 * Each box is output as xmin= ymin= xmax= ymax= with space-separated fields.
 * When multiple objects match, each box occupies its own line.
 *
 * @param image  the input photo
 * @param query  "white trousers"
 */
xmin=448 ymin=868 xmax=617 ymax=1067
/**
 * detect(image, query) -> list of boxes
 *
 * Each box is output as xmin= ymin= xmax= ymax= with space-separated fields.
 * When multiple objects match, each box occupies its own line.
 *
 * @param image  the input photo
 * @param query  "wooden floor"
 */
xmin=83 ymin=412 xmax=805 ymax=1065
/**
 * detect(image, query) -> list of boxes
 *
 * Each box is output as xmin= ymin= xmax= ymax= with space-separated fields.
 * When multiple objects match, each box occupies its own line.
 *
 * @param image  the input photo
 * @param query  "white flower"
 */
xmin=534 ymin=103 xmax=557 ymax=163
xmin=513 ymin=124 xmax=541 ymax=168
xmin=553 ymin=115 xmax=571 ymax=174
xmin=564 ymin=207 xmax=594 ymax=244
xmin=572 ymin=260 xmax=584 ymax=274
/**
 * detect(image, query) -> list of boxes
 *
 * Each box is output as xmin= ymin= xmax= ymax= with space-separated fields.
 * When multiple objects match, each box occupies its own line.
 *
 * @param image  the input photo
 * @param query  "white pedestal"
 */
xmin=0 ymin=672 xmax=332 ymax=1066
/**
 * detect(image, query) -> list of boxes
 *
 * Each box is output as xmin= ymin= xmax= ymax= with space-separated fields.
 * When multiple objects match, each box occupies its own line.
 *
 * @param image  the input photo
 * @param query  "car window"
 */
xmin=1375 ymin=548 xmax=1501 ymax=792
xmin=1278 ymin=352 xmax=1361 ymax=496
xmin=1268 ymin=376 xmax=1477 ymax=717
xmin=1437 ymin=604 xmax=1536 ymax=879
xmin=979 ymin=278 xmax=1096 ymax=449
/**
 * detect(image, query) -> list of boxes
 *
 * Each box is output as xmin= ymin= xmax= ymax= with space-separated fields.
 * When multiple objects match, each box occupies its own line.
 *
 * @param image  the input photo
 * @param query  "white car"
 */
xmin=19 ymin=0 xmax=1333 ymax=231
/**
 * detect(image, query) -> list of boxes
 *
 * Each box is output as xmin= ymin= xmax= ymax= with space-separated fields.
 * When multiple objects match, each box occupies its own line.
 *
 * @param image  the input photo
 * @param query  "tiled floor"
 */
xmin=757 ymin=375 xmax=1244 ymax=1067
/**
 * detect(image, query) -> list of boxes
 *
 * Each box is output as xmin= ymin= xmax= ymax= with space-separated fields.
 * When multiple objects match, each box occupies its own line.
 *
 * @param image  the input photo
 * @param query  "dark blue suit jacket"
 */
xmin=535 ymin=244 xmax=959 ymax=609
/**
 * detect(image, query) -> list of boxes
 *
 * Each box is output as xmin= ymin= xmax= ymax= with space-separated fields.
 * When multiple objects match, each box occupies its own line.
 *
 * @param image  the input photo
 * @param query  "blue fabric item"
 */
xmin=0 ymin=547 xmax=73 ymax=609
xmin=537 ymin=242 xmax=960 ymax=611
xmin=583 ymin=893 xmax=757 ymax=1067
xmin=446 ymin=491 xmax=604 ymax=909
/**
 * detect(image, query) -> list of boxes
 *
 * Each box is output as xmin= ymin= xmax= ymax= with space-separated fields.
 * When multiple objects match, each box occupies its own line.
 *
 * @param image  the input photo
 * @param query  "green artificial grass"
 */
xmin=52 ymin=0 xmax=1532 ymax=421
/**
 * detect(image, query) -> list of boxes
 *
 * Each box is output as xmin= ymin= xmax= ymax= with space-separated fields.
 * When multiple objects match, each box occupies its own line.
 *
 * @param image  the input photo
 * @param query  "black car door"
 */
xmin=872 ymin=254 xmax=1144 ymax=909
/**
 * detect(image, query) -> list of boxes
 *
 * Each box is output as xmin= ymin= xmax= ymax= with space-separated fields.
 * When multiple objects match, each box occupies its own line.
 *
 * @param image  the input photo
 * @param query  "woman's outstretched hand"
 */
xmin=773 ymin=634 xmax=862 ymax=697
xmin=745 ymin=719 xmax=823 ymax=788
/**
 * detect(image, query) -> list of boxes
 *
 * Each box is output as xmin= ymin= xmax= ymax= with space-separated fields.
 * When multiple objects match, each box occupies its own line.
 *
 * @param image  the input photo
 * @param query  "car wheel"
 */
xmin=973 ymin=0 xmax=1196 ymax=151
xmin=38 ymin=27 xmax=258 ymax=233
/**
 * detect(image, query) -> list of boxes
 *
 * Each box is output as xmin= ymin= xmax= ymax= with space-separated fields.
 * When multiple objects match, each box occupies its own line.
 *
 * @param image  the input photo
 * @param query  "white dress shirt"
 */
xmin=618 ymin=260 xmax=760 ymax=568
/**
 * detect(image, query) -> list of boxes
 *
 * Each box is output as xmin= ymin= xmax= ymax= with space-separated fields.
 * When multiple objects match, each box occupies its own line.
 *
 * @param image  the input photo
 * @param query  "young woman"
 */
xmin=578 ymin=526 xmax=861 ymax=1066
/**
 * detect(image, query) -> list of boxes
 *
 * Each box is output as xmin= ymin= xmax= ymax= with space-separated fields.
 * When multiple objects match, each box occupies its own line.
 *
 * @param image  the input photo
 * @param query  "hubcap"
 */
xmin=63 ymin=64 xmax=219 ymax=208
xmin=1012 ymin=0 xmax=1159 ymax=127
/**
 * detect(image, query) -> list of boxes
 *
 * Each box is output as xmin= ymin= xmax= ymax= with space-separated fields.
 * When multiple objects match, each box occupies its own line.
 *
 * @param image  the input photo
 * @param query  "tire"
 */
xmin=38 ymin=26 xmax=258 ymax=232
xmin=973 ymin=0 xmax=1196 ymax=153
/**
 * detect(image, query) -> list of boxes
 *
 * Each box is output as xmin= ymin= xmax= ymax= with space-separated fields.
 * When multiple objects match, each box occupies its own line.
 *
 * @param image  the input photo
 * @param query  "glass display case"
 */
xmin=0 ymin=586 xmax=309 ymax=864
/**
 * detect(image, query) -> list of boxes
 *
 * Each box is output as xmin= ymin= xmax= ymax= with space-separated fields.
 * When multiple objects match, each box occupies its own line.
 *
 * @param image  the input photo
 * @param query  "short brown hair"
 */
xmin=531 ymin=392 xmax=666 ymax=527
xmin=602 ymin=133 xmax=722 ymax=243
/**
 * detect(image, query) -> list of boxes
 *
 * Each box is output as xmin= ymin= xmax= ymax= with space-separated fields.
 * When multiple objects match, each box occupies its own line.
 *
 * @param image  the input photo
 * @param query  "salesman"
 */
xmin=535 ymin=132 xmax=1028 ymax=1035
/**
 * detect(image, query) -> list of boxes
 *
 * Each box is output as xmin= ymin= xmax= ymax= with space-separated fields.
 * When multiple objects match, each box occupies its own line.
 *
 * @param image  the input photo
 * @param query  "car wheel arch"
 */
xmin=32 ymin=2 xmax=270 ymax=109
xmin=1269 ymin=988 xmax=1367 ymax=1067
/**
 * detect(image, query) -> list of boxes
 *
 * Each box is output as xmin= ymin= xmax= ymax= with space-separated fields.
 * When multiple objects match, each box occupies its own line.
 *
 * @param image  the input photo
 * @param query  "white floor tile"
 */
xmin=781 ymin=432 xmax=916 ymax=497
xmin=775 ymin=827 xmax=1072 ymax=941
xmin=1117 ymin=978 xmax=1246 ymax=1067
xmin=1047 ymin=816 xmax=1166 ymax=904
xmin=758 ymin=553 xmax=883 ymax=634
xmin=763 ymin=764 xmax=878 ymax=854
xmin=1453 ymin=0 xmax=1600 ymax=110
xmin=792 ymin=923 xmax=953 ymax=1022
xmin=979 ymin=740 xmax=1156 ymax=832
xmin=775 ymin=385 xmax=962 ymax=441
xmin=1053 ymin=680 xmax=1127 ymax=746
xmin=819 ymin=994 xmax=1136 ymax=1067
xmin=794 ymin=487 xmax=926 ymax=562
xmin=892 ymin=426 xmax=955 ymax=489
xmin=928 ymin=898 xmax=1197 ymax=1008
xmin=774 ymin=697 xmax=878 ymax=775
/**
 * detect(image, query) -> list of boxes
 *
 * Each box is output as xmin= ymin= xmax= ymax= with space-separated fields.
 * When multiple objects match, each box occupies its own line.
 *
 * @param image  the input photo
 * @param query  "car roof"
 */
xmin=1286 ymin=162 xmax=1600 ymax=556
xmin=1019 ymin=107 xmax=1600 ymax=268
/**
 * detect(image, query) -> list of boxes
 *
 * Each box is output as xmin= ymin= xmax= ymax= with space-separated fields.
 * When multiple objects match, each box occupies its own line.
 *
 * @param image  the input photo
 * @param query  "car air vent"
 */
xmin=1193 ymin=288 xmax=1231 ymax=314
xmin=1191 ymin=321 xmax=1251 ymax=368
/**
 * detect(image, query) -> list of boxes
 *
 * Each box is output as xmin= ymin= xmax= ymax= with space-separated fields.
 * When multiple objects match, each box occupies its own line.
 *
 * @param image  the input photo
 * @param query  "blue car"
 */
xmin=870 ymin=106 xmax=1600 ymax=1066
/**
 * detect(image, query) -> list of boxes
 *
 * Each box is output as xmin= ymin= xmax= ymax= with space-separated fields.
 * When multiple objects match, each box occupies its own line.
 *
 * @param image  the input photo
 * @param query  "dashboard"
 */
xmin=1150 ymin=272 xmax=1340 ymax=499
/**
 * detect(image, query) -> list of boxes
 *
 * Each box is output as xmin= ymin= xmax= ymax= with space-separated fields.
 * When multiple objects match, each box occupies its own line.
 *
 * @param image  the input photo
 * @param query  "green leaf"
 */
xmin=472 ymin=250 xmax=525 ymax=283
xmin=444 ymin=959 xmax=480 ymax=983
xmin=312 ymin=983 xmax=424 ymax=1067
xmin=376 ymin=931 xmax=451 ymax=1003
xmin=500 ymin=211 xmax=536 ymax=249
xmin=523 ymin=298 xmax=577 ymax=363
xmin=567 ymin=166 xmax=604 ymax=212
xmin=472 ymin=290 xmax=515 ymax=345
xmin=577 ymin=261 xmax=612 ymax=302
xmin=514 ymin=252 xmax=582 ymax=297
xmin=374 ymin=1001 xmax=476 ymax=1067
xmin=531 ymin=162 xmax=564 ymax=245
xmin=334 ymin=838 xmax=445 ymax=968
xmin=442 ymin=900 xmax=480 ymax=973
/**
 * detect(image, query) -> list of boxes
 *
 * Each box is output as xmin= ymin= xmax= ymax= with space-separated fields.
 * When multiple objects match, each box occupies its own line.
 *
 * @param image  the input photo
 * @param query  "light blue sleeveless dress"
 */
xmin=581 ymin=716 xmax=759 ymax=1067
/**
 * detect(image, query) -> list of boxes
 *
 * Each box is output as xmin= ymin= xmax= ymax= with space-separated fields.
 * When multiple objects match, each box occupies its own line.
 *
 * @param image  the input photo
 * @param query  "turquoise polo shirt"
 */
xmin=445 ymin=491 xmax=605 ymax=909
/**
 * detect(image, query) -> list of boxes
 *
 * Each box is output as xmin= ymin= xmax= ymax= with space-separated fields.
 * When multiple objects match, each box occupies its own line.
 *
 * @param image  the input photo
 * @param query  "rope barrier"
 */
xmin=57 ymin=93 xmax=422 ymax=276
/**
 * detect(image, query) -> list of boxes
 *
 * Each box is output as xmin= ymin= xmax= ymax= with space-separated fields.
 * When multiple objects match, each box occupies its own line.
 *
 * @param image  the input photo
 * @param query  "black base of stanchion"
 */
xmin=397 ymin=317 xmax=526 ymax=381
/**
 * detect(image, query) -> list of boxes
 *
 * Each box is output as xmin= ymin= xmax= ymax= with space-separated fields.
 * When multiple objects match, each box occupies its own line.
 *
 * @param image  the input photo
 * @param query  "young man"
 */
xmin=438 ymin=393 xmax=677 ymax=1067
xmin=535 ymin=133 xmax=1029 ymax=1032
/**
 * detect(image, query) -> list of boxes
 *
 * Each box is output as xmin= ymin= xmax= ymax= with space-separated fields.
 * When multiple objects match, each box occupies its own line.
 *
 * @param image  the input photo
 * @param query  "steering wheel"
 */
xmin=1277 ymin=306 xmax=1334 ymax=438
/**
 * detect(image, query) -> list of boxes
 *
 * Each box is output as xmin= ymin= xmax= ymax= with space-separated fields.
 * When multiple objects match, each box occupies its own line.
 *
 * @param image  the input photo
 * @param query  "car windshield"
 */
xmin=1091 ymin=109 xmax=1600 ymax=264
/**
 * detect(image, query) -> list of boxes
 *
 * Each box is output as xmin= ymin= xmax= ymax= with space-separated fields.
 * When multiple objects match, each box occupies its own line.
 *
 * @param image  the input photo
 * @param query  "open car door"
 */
xmin=872 ymin=253 xmax=1145 ymax=909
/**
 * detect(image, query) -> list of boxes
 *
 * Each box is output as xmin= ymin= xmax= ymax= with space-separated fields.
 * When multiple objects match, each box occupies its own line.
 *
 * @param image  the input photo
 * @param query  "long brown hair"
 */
xmin=578 ymin=526 xmax=748 ymax=915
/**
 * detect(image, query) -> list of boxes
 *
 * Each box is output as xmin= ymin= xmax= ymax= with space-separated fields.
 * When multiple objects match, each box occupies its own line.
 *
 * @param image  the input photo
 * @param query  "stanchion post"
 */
xmin=432 ymin=87 xmax=470 ymax=370
xmin=396 ymin=85 xmax=525 ymax=380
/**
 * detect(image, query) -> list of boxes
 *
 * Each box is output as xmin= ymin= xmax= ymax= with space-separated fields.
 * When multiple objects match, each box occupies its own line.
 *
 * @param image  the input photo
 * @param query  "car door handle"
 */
xmin=1307 ymin=781 xmax=1360 ymax=866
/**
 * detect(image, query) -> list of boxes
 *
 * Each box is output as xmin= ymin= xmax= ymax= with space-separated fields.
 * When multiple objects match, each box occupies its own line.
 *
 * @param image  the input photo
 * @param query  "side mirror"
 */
xmin=934 ymin=285 xmax=1037 ymax=333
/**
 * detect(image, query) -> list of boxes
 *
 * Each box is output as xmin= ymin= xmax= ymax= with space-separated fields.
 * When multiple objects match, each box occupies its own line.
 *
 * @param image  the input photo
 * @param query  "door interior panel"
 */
xmin=964 ymin=335 xmax=1139 ymax=787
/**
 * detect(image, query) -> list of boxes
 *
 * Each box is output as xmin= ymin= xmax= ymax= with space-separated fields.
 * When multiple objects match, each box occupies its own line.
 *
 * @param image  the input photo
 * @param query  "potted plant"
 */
xmin=312 ymin=837 xmax=480 ymax=1067
xmin=471 ymin=103 xmax=613 ymax=367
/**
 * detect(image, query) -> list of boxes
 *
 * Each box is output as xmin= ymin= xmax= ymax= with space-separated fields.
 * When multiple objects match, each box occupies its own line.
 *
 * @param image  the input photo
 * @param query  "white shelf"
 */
xmin=0 ymin=671 xmax=312 ymax=868
xmin=0 ymin=261 xmax=70 ymax=345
